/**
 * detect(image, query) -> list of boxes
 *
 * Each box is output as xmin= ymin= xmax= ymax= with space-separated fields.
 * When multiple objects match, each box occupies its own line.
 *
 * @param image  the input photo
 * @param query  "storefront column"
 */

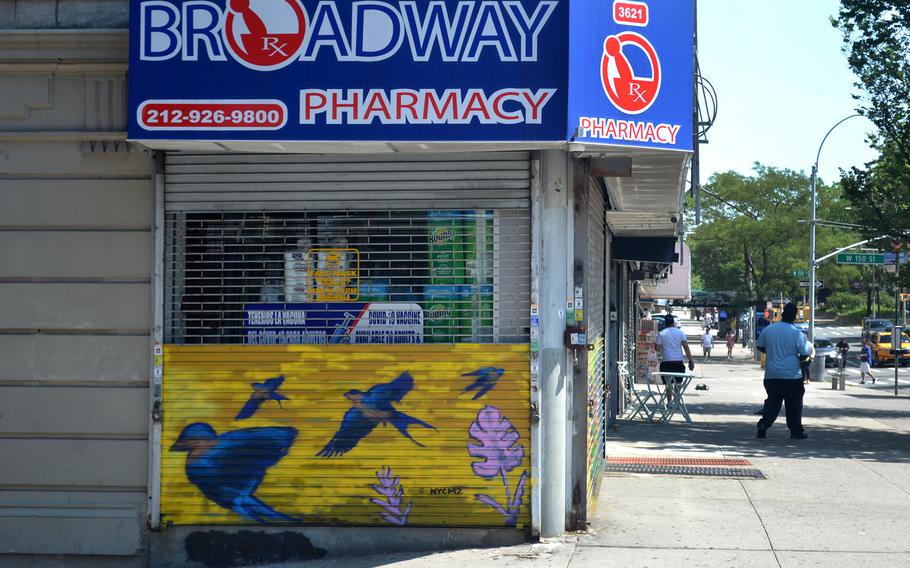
xmin=536 ymin=150 xmax=572 ymax=537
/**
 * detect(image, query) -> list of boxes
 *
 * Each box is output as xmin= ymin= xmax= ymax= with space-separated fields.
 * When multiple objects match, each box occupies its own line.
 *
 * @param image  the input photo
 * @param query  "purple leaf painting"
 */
xmin=468 ymin=406 xmax=524 ymax=478
xmin=467 ymin=406 xmax=529 ymax=527
xmin=369 ymin=466 xmax=411 ymax=526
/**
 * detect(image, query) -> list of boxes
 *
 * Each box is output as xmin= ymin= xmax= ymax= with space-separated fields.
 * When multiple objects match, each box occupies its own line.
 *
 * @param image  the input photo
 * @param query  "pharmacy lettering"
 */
xmin=128 ymin=0 xmax=568 ymax=142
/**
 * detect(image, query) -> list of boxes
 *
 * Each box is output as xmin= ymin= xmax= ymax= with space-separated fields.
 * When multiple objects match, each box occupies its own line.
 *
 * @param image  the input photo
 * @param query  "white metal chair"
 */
xmin=619 ymin=361 xmax=661 ymax=421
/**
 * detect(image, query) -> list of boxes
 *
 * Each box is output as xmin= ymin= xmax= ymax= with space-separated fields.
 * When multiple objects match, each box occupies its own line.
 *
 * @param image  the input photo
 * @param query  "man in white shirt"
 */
xmin=654 ymin=315 xmax=696 ymax=398
xmin=702 ymin=328 xmax=713 ymax=361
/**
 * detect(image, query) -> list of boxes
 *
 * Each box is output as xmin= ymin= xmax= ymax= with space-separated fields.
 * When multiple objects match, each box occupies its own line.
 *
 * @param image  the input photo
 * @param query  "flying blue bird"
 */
xmin=235 ymin=375 xmax=289 ymax=420
xmin=461 ymin=367 xmax=506 ymax=400
xmin=171 ymin=422 xmax=299 ymax=524
xmin=316 ymin=371 xmax=435 ymax=458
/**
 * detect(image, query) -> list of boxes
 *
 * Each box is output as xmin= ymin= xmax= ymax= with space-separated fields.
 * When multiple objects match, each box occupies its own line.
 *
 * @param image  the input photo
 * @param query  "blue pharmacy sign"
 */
xmin=128 ymin=0 xmax=692 ymax=148
xmin=128 ymin=0 xmax=568 ymax=142
xmin=567 ymin=0 xmax=694 ymax=151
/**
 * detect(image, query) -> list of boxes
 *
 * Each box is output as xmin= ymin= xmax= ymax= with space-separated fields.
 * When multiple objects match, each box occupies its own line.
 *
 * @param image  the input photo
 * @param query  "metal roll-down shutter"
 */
xmin=585 ymin=180 xmax=607 ymax=505
xmin=164 ymin=152 xmax=531 ymax=211
xmin=159 ymin=152 xmax=533 ymax=529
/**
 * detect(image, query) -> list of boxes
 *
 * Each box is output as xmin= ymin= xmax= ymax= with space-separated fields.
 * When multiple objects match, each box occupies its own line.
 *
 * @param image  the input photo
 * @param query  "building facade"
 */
xmin=0 ymin=1 xmax=693 ymax=565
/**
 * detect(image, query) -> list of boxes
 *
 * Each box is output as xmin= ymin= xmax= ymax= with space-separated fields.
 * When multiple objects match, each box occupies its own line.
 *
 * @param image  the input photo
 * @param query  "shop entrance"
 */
xmin=158 ymin=152 xmax=533 ymax=528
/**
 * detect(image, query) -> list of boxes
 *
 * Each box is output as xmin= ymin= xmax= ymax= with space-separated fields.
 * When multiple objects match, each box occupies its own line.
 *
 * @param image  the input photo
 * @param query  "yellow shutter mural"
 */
xmin=161 ymin=344 xmax=531 ymax=528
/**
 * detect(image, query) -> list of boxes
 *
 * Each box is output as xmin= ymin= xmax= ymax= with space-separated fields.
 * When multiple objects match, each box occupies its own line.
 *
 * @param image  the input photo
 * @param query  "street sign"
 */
xmin=792 ymin=270 xmax=808 ymax=277
xmin=836 ymin=252 xmax=885 ymax=265
xmin=799 ymin=280 xmax=824 ymax=288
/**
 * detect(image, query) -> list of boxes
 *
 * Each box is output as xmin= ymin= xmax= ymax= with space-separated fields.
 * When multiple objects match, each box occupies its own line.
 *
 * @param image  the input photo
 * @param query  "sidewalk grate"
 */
xmin=604 ymin=463 xmax=765 ymax=479
xmin=607 ymin=457 xmax=753 ymax=467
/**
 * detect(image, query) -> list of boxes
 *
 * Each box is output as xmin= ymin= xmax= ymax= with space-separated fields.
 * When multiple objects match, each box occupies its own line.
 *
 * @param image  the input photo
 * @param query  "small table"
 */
xmin=650 ymin=371 xmax=696 ymax=423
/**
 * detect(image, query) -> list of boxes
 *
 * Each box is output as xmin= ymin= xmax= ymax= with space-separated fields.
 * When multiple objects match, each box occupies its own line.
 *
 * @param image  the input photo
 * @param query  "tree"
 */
xmin=687 ymin=165 xmax=861 ymax=309
xmin=834 ymin=2 xmax=910 ymax=250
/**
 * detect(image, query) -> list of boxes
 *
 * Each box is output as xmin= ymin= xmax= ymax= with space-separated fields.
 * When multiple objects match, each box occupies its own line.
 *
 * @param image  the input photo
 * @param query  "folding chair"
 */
xmin=620 ymin=361 xmax=660 ymax=421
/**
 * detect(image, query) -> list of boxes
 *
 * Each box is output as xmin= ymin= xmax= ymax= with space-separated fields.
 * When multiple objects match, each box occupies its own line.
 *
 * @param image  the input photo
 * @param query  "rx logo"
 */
xmin=224 ymin=0 xmax=307 ymax=71
xmin=600 ymin=31 xmax=661 ymax=115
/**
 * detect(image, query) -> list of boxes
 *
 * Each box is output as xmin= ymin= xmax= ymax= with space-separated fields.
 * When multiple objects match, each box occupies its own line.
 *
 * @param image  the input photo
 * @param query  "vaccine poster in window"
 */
xmin=244 ymin=303 xmax=424 ymax=344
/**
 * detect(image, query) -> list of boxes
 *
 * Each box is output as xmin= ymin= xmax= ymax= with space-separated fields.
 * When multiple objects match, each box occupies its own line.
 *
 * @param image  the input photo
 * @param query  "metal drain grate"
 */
xmin=603 ymin=463 xmax=765 ymax=479
xmin=607 ymin=457 xmax=753 ymax=467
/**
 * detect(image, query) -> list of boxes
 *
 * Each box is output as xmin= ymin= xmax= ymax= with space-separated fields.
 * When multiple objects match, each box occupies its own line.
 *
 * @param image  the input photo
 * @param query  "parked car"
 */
xmin=813 ymin=338 xmax=838 ymax=368
xmin=862 ymin=318 xmax=893 ymax=341
xmin=870 ymin=331 xmax=910 ymax=367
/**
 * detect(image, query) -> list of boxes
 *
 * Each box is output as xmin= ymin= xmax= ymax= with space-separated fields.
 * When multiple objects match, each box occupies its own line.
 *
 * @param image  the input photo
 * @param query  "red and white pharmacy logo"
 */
xmin=224 ymin=0 xmax=307 ymax=71
xmin=599 ymin=31 xmax=661 ymax=114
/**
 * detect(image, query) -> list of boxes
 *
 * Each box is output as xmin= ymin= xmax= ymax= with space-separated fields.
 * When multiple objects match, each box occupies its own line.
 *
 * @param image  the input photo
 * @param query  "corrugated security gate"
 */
xmin=585 ymin=180 xmax=607 ymax=505
xmin=160 ymin=153 xmax=533 ymax=528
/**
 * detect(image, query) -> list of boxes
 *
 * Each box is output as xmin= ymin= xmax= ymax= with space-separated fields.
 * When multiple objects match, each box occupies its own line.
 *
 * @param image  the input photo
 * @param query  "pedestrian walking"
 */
xmin=756 ymin=302 xmax=811 ymax=439
xmin=725 ymin=329 xmax=736 ymax=359
xmin=859 ymin=339 xmax=876 ymax=384
xmin=654 ymin=315 xmax=696 ymax=402
xmin=701 ymin=328 xmax=713 ymax=361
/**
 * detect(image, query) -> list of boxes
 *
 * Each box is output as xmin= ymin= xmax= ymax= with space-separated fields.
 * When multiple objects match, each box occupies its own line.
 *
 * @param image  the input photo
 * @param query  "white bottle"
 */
xmin=284 ymin=238 xmax=313 ymax=302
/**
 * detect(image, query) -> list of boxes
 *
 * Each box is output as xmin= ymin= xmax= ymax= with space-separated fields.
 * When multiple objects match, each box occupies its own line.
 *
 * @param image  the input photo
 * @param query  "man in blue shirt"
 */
xmin=755 ymin=302 xmax=812 ymax=439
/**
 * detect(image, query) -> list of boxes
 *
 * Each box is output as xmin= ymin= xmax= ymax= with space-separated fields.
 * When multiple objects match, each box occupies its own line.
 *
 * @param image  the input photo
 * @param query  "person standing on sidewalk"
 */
xmin=756 ymin=302 xmax=811 ymax=439
xmin=701 ymin=328 xmax=713 ymax=361
xmin=654 ymin=315 xmax=696 ymax=401
xmin=725 ymin=329 xmax=736 ymax=359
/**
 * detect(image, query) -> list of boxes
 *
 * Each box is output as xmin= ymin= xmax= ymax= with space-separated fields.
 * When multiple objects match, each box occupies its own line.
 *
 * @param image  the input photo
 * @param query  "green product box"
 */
xmin=423 ymin=285 xmax=459 ymax=343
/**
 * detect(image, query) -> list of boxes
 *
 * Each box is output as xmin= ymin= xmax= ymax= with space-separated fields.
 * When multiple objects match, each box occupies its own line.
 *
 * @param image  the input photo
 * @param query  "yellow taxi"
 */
xmin=870 ymin=331 xmax=910 ymax=366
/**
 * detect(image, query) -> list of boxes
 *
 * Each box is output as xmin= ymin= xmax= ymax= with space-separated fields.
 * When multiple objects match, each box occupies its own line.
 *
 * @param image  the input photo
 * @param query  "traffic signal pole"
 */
xmin=809 ymin=164 xmax=818 ymax=342
xmin=808 ymin=114 xmax=862 ymax=342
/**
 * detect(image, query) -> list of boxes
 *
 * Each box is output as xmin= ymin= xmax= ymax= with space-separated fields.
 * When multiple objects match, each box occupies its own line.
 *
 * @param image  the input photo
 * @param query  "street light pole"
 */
xmin=809 ymin=114 xmax=862 ymax=342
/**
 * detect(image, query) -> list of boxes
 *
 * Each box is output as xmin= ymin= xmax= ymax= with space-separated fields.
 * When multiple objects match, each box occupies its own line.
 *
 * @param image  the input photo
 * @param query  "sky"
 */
xmin=697 ymin=0 xmax=880 ymax=186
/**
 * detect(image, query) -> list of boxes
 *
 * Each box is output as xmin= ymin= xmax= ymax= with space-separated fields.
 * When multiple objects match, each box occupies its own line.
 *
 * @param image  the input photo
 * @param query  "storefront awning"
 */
xmin=640 ymin=243 xmax=692 ymax=300
xmin=613 ymin=237 xmax=678 ymax=263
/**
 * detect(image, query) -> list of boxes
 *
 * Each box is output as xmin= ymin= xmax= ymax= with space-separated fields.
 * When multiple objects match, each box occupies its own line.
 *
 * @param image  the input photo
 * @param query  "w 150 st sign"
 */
xmin=129 ymin=0 xmax=569 ymax=142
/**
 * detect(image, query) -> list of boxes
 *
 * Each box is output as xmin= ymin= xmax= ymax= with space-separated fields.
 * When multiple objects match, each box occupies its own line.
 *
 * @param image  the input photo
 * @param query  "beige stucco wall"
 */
xmin=0 ymin=12 xmax=154 ymax=561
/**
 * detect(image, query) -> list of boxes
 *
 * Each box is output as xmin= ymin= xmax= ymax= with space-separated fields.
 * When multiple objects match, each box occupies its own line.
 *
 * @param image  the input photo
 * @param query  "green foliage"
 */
xmin=833 ymin=2 xmax=910 ymax=290
xmin=825 ymin=290 xmax=867 ymax=322
xmin=687 ymin=165 xmax=862 ymax=308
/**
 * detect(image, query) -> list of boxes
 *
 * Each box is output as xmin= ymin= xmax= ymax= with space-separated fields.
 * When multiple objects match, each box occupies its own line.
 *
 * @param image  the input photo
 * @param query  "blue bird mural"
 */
xmin=171 ymin=422 xmax=299 ymax=523
xmin=461 ymin=367 xmax=506 ymax=400
xmin=317 ymin=371 xmax=435 ymax=458
xmin=235 ymin=375 xmax=289 ymax=420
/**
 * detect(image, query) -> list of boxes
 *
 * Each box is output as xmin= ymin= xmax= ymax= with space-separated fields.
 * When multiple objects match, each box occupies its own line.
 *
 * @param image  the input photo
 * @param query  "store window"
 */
xmin=164 ymin=209 xmax=530 ymax=345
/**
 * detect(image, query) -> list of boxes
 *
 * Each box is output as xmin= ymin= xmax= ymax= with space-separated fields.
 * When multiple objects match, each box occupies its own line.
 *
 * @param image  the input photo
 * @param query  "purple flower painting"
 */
xmin=467 ymin=405 xmax=529 ymax=526
xmin=370 ymin=466 xmax=411 ymax=526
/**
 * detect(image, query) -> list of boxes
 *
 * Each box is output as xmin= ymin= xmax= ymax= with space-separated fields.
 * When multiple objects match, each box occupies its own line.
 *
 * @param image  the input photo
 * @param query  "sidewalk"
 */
xmin=581 ymin=340 xmax=910 ymax=567
xmin=269 ymin=333 xmax=910 ymax=568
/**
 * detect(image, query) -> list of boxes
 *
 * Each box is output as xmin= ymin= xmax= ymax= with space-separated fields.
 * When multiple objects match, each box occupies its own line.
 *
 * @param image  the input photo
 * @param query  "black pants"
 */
xmin=800 ymin=361 xmax=810 ymax=382
xmin=758 ymin=379 xmax=805 ymax=434
xmin=659 ymin=361 xmax=686 ymax=384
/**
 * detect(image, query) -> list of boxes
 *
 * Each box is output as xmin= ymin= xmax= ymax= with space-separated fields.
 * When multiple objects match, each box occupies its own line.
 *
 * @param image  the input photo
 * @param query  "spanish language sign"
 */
xmin=244 ymin=302 xmax=424 ymax=344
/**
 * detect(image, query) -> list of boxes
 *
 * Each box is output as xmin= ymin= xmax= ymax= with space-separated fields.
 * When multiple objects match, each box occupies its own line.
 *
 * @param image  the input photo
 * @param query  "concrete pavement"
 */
xmin=260 ymin=320 xmax=910 ymax=568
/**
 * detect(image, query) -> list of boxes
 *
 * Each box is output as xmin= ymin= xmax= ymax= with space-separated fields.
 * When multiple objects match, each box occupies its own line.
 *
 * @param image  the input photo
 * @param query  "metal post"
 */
xmin=809 ymin=164 xmax=817 ymax=343
xmin=809 ymin=114 xmax=862 ymax=342
xmin=147 ymin=152 xmax=165 ymax=529
xmin=538 ymin=150 xmax=569 ymax=537
xmin=896 ymin=258 xmax=900 ymax=397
